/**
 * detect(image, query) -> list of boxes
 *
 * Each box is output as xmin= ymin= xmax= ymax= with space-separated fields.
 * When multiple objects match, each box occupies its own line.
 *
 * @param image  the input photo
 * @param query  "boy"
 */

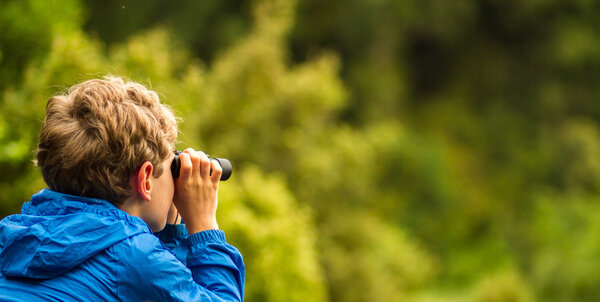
xmin=0 ymin=77 xmax=245 ymax=301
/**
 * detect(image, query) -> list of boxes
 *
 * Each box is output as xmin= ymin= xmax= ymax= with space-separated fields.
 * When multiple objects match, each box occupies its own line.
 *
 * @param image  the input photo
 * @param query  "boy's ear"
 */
xmin=135 ymin=161 xmax=153 ymax=201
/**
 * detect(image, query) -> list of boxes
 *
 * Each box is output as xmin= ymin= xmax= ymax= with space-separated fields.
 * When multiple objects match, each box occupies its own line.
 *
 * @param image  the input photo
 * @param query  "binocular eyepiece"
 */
xmin=170 ymin=151 xmax=233 ymax=181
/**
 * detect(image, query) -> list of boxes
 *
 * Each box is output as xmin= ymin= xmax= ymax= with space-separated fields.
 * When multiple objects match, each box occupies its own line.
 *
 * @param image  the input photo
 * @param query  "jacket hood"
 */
xmin=0 ymin=189 xmax=150 ymax=279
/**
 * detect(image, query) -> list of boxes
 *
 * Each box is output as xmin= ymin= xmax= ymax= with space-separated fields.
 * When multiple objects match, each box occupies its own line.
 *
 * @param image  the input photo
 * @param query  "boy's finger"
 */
xmin=198 ymin=151 xmax=211 ymax=178
xmin=178 ymin=152 xmax=193 ymax=179
xmin=210 ymin=159 xmax=223 ymax=183
xmin=183 ymin=147 xmax=196 ymax=155
xmin=185 ymin=148 xmax=201 ymax=176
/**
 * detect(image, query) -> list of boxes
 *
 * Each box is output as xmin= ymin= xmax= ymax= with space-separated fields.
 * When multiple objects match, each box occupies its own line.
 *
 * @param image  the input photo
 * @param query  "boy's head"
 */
xmin=36 ymin=76 xmax=178 ymax=207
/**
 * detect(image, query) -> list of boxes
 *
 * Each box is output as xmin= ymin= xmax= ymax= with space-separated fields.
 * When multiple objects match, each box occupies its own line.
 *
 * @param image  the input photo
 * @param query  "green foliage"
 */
xmin=472 ymin=270 xmax=534 ymax=302
xmin=219 ymin=167 xmax=326 ymax=302
xmin=320 ymin=211 xmax=437 ymax=302
xmin=0 ymin=0 xmax=82 ymax=89
xmin=530 ymin=192 xmax=600 ymax=301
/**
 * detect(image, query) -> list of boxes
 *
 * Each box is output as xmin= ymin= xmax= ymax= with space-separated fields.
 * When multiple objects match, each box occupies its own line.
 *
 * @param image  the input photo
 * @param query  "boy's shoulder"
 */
xmin=111 ymin=232 xmax=169 ymax=258
xmin=109 ymin=230 xmax=191 ymax=298
xmin=110 ymin=232 xmax=180 ymax=271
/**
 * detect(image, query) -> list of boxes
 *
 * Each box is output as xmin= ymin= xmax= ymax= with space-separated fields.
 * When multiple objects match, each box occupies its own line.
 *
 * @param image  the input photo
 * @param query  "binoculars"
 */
xmin=170 ymin=151 xmax=233 ymax=181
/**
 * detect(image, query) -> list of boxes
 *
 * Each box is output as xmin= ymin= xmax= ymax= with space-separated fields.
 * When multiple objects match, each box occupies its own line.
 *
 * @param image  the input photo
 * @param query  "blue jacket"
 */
xmin=0 ymin=189 xmax=245 ymax=301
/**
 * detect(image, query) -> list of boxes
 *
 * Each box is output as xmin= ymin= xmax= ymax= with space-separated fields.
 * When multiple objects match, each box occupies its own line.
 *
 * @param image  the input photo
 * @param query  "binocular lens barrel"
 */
xmin=170 ymin=151 xmax=232 ymax=181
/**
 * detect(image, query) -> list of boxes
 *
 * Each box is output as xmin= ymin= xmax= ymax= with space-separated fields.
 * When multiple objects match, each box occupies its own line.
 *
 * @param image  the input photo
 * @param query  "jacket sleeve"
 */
xmin=116 ymin=230 xmax=245 ymax=301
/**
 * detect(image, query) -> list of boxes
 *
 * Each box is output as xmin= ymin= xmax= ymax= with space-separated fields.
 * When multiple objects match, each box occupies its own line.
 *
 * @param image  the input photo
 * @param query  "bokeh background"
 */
xmin=2 ymin=0 xmax=600 ymax=301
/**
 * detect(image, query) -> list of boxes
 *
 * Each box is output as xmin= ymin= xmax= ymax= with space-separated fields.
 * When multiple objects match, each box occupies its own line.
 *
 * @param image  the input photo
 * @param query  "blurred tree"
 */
xmin=83 ymin=0 xmax=252 ymax=63
xmin=529 ymin=191 xmax=600 ymax=302
xmin=219 ymin=167 xmax=327 ymax=302
xmin=472 ymin=270 xmax=534 ymax=302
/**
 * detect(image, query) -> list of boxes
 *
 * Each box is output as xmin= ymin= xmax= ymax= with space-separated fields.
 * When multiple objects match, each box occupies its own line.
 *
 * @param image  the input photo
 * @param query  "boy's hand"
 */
xmin=172 ymin=148 xmax=223 ymax=234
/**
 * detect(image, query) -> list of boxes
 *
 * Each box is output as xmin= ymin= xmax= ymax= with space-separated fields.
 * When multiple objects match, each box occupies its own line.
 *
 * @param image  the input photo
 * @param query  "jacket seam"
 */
xmin=113 ymin=244 xmax=120 ymax=300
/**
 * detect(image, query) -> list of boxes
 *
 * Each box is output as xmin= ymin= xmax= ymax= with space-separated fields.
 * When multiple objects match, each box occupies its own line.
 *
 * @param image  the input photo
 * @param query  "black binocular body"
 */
xmin=170 ymin=151 xmax=233 ymax=181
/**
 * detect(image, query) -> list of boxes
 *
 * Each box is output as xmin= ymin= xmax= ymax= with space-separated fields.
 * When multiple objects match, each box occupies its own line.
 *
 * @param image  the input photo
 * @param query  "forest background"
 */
xmin=1 ymin=0 xmax=600 ymax=301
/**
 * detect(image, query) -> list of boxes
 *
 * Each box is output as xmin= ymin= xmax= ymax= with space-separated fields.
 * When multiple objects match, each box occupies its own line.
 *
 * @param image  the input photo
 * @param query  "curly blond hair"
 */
xmin=36 ymin=76 xmax=178 ymax=206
